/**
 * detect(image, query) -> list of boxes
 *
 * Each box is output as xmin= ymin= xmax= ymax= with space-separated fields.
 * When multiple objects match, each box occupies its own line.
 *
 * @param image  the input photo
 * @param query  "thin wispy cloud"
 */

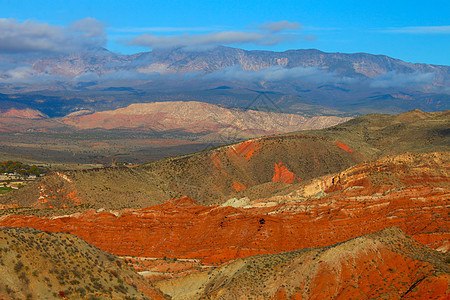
xmin=128 ymin=21 xmax=309 ymax=50
xmin=259 ymin=21 xmax=301 ymax=33
xmin=381 ymin=25 xmax=450 ymax=34
xmin=203 ymin=65 xmax=345 ymax=84
xmin=370 ymin=71 xmax=435 ymax=88
xmin=129 ymin=31 xmax=296 ymax=50
xmin=110 ymin=26 xmax=216 ymax=33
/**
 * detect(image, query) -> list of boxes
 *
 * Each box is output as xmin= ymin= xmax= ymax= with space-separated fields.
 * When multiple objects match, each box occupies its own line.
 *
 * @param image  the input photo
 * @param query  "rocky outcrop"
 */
xmin=272 ymin=162 xmax=300 ymax=184
xmin=1 ymin=178 xmax=447 ymax=264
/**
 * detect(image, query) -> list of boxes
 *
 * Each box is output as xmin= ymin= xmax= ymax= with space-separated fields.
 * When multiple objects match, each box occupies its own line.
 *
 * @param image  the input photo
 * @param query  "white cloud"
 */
xmin=129 ymin=31 xmax=296 ymax=50
xmin=0 ymin=18 xmax=106 ymax=54
xmin=203 ymin=65 xmax=347 ymax=84
xmin=69 ymin=17 xmax=106 ymax=39
xmin=370 ymin=71 xmax=435 ymax=88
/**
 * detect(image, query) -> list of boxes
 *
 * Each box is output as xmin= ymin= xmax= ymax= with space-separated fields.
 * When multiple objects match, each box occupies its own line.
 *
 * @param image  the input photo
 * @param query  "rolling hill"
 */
xmin=0 ymin=227 xmax=167 ymax=299
xmin=1 ymin=109 xmax=447 ymax=209
xmin=1 ymin=152 xmax=447 ymax=264
xmin=0 ymin=110 xmax=448 ymax=299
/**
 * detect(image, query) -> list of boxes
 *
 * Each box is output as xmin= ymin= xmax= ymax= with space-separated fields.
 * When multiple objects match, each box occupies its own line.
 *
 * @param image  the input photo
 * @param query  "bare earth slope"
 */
xmin=156 ymin=227 xmax=449 ymax=300
xmin=303 ymin=109 xmax=450 ymax=159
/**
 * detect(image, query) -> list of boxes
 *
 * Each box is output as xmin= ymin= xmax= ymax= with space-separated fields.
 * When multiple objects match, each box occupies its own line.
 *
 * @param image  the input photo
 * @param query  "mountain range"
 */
xmin=1 ymin=46 xmax=449 ymax=118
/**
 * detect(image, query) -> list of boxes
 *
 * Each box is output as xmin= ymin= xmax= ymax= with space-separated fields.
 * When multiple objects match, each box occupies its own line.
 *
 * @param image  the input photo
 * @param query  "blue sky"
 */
xmin=1 ymin=0 xmax=449 ymax=65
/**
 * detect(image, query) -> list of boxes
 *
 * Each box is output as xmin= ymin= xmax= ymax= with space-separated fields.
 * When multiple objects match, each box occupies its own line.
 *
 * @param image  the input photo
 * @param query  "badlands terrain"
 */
xmin=0 ymin=109 xmax=448 ymax=299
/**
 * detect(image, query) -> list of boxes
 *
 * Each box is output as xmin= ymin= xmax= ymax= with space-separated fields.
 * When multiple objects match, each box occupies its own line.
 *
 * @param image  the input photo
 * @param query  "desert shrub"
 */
xmin=14 ymin=261 xmax=24 ymax=272
xmin=19 ymin=272 xmax=30 ymax=284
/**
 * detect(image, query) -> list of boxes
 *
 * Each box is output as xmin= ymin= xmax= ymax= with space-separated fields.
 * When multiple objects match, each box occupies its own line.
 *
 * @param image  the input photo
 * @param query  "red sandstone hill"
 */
xmin=0 ymin=106 xmax=56 ymax=132
xmin=0 ymin=107 xmax=48 ymax=119
xmin=0 ymin=100 xmax=349 ymax=136
xmin=0 ymin=153 xmax=447 ymax=265
xmin=155 ymin=227 xmax=449 ymax=299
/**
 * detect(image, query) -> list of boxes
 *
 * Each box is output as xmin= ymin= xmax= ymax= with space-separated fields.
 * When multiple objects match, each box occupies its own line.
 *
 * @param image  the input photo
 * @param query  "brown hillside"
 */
xmin=0 ymin=227 xmax=167 ymax=300
xmin=303 ymin=109 xmax=450 ymax=159
xmin=1 ymin=134 xmax=359 ymax=209
xmin=1 ymin=109 xmax=448 ymax=210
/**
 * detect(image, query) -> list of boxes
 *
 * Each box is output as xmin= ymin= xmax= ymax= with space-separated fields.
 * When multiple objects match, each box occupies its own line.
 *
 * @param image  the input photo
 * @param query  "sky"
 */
xmin=1 ymin=0 xmax=449 ymax=65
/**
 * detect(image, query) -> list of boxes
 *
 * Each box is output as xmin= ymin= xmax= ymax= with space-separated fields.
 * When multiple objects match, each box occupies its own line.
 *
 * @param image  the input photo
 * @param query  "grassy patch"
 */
xmin=0 ymin=186 xmax=13 ymax=194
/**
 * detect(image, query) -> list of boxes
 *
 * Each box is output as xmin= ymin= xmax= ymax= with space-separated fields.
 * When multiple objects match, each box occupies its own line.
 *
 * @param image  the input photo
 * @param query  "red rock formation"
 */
xmin=229 ymin=140 xmax=261 ymax=160
xmin=61 ymin=101 xmax=350 ymax=134
xmin=0 ymin=108 xmax=47 ymax=119
xmin=1 ymin=153 xmax=447 ymax=267
xmin=335 ymin=141 xmax=354 ymax=153
xmin=184 ymin=228 xmax=449 ymax=300
xmin=233 ymin=181 xmax=247 ymax=192
xmin=1 ymin=180 xmax=447 ymax=265
xmin=272 ymin=162 xmax=299 ymax=184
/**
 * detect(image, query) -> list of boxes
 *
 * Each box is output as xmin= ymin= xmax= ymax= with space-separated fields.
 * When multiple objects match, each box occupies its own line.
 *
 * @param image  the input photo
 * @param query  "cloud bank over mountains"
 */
xmin=0 ymin=18 xmax=106 ymax=54
xmin=0 ymin=62 xmax=438 ymax=91
xmin=0 ymin=18 xmax=305 ymax=54
xmin=0 ymin=18 xmax=445 ymax=93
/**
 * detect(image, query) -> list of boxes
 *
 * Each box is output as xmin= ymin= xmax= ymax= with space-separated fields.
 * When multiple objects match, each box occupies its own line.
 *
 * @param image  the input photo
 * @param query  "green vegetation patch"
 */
xmin=0 ymin=186 xmax=13 ymax=194
xmin=0 ymin=161 xmax=49 ymax=177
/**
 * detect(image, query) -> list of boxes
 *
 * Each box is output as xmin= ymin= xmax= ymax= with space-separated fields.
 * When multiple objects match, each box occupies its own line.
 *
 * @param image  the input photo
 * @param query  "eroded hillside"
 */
xmin=155 ymin=228 xmax=449 ymax=299
xmin=1 ymin=152 xmax=448 ymax=265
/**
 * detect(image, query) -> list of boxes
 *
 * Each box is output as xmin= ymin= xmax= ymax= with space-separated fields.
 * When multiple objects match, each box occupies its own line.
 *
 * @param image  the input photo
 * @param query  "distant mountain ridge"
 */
xmin=29 ymin=46 xmax=450 ymax=81
xmin=60 ymin=101 xmax=351 ymax=135
xmin=1 ymin=46 xmax=449 ymax=117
